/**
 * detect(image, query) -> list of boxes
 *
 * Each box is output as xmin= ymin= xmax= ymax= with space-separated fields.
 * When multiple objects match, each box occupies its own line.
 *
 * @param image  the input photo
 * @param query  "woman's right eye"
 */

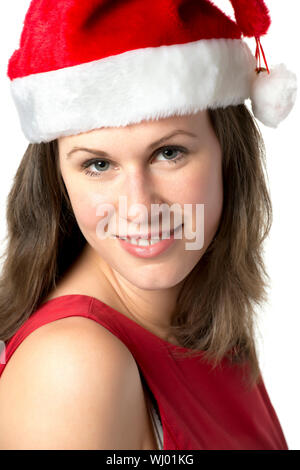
xmin=81 ymin=159 xmax=111 ymax=177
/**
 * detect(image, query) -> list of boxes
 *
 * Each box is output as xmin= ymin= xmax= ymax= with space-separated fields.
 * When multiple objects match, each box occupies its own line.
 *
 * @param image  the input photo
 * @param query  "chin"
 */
xmin=119 ymin=265 xmax=188 ymax=291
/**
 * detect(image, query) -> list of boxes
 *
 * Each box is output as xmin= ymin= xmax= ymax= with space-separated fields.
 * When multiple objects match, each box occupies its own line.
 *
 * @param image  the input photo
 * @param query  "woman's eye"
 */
xmin=154 ymin=146 xmax=186 ymax=164
xmin=81 ymin=159 xmax=110 ymax=177
xmin=81 ymin=145 xmax=187 ymax=177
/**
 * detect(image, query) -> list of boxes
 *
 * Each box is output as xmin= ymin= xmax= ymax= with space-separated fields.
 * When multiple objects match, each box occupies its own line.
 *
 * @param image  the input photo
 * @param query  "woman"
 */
xmin=0 ymin=0 xmax=296 ymax=450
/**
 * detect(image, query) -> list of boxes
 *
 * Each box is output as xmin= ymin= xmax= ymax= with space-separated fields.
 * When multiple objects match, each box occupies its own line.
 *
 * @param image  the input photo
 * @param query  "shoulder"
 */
xmin=0 ymin=315 xmax=147 ymax=449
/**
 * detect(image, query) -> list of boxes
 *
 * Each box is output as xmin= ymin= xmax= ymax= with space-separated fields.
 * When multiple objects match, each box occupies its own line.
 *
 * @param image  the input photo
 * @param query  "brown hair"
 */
xmin=0 ymin=104 xmax=272 ymax=388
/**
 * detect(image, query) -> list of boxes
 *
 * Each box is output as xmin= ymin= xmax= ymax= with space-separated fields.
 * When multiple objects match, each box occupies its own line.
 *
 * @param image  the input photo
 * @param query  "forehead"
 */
xmin=58 ymin=110 xmax=209 ymax=152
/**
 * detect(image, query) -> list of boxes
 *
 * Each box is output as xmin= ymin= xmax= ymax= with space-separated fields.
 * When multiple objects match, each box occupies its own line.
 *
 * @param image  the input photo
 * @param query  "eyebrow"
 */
xmin=66 ymin=129 xmax=198 ymax=159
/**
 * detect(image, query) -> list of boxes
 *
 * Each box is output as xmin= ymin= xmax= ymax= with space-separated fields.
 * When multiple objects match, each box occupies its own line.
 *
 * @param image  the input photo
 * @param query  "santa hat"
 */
xmin=8 ymin=0 xmax=297 ymax=143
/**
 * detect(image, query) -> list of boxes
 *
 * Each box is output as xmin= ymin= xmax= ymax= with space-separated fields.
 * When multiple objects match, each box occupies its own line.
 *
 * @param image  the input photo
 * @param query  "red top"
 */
xmin=0 ymin=294 xmax=288 ymax=450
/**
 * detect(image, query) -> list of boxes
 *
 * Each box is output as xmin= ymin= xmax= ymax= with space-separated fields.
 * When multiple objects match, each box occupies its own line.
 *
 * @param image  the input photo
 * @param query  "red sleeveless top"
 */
xmin=0 ymin=294 xmax=288 ymax=450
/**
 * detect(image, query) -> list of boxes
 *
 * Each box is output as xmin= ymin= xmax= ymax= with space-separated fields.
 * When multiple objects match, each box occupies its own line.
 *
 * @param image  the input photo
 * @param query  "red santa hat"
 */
xmin=8 ymin=0 xmax=297 ymax=143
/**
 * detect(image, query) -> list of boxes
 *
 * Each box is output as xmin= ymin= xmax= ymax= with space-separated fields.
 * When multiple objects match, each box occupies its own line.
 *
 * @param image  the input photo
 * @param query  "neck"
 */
xmin=81 ymin=244 xmax=184 ymax=338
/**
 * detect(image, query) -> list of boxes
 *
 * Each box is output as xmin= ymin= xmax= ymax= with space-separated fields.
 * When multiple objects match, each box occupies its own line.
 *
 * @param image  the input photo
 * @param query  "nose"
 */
xmin=118 ymin=168 xmax=161 ymax=227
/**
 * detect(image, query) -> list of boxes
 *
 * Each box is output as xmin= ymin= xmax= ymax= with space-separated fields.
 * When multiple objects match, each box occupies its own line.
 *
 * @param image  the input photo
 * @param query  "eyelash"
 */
xmin=81 ymin=145 xmax=188 ymax=178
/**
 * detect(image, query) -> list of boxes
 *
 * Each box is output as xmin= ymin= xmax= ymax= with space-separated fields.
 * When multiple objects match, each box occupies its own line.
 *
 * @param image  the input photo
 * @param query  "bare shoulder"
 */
xmin=0 ymin=316 xmax=148 ymax=449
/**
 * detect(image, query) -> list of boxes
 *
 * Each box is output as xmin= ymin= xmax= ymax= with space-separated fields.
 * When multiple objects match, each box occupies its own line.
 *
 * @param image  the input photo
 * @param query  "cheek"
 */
xmin=178 ymin=155 xmax=223 ymax=241
xmin=73 ymin=195 xmax=98 ymax=232
xmin=64 ymin=179 xmax=111 ymax=235
xmin=179 ymin=166 xmax=222 ymax=205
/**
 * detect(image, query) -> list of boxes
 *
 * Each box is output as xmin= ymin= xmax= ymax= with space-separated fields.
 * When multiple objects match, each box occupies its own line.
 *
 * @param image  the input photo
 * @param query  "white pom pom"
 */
xmin=250 ymin=63 xmax=297 ymax=128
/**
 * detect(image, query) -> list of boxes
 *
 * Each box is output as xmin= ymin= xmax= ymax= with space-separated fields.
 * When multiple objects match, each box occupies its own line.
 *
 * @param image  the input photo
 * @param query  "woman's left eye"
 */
xmin=154 ymin=146 xmax=187 ymax=164
xmin=81 ymin=145 xmax=187 ymax=177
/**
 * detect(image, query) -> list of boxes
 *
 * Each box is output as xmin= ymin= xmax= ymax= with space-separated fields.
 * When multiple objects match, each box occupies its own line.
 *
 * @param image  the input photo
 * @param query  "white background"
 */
xmin=0 ymin=1 xmax=299 ymax=449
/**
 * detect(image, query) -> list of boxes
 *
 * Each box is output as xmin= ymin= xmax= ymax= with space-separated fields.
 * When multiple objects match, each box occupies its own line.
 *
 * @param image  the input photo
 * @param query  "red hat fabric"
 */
xmin=7 ymin=0 xmax=297 ymax=143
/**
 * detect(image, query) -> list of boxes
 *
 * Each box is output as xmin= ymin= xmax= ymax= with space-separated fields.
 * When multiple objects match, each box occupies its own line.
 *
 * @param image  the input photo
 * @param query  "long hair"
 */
xmin=0 ymin=104 xmax=272 ymax=388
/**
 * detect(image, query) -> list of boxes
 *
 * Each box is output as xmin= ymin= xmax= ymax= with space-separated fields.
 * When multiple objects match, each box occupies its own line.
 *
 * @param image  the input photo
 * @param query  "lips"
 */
xmin=116 ymin=227 xmax=180 ymax=258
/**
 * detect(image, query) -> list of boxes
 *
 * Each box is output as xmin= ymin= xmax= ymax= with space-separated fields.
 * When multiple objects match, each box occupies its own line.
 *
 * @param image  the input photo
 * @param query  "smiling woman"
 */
xmin=0 ymin=104 xmax=287 ymax=450
xmin=0 ymin=0 xmax=295 ymax=451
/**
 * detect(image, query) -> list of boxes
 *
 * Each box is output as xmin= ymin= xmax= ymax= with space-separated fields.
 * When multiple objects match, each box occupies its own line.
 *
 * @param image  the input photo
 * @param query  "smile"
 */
xmin=112 ymin=224 xmax=183 ymax=259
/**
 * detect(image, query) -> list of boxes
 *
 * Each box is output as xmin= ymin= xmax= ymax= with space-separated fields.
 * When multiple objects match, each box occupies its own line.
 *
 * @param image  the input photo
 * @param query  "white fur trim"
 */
xmin=10 ymin=38 xmax=256 ymax=143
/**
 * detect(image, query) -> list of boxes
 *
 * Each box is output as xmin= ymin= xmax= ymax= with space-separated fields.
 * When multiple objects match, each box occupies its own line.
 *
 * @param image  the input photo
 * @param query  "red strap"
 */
xmin=255 ymin=37 xmax=270 ymax=74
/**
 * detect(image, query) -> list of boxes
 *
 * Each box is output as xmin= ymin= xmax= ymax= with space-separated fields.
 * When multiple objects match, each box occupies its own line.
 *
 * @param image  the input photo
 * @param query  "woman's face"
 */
xmin=58 ymin=110 xmax=223 ymax=290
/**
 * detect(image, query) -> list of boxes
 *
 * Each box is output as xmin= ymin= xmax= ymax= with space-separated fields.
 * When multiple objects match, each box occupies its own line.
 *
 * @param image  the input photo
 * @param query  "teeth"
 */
xmin=138 ymin=238 xmax=160 ymax=246
xmin=119 ymin=237 xmax=162 ymax=246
